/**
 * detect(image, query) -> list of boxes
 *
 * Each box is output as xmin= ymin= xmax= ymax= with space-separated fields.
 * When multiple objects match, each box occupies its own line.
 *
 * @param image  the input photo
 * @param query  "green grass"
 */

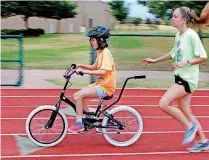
xmin=1 ymin=31 xmax=209 ymax=71
xmin=1 ymin=33 xmax=91 ymax=69
xmin=109 ymin=36 xmax=143 ymax=49
xmin=2 ymin=29 xmax=208 ymax=89
xmin=46 ymin=78 xmax=209 ymax=89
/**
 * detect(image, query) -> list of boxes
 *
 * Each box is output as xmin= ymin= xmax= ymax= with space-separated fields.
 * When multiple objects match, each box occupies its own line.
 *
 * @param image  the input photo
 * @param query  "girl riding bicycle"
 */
xmin=68 ymin=26 xmax=116 ymax=133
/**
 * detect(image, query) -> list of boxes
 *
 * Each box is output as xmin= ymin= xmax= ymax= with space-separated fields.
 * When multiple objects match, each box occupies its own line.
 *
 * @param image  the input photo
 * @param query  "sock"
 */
xmin=76 ymin=116 xmax=83 ymax=124
xmin=200 ymin=139 xmax=208 ymax=143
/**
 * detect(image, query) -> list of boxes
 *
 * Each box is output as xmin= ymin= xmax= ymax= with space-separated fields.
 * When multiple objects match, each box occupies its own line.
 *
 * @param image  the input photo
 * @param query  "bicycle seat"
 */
xmin=102 ymin=94 xmax=113 ymax=100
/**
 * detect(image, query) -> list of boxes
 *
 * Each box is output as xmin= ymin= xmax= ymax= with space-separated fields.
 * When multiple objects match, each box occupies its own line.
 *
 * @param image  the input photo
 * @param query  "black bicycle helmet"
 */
xmin=86 ymin=26 xmax=110 ymax=39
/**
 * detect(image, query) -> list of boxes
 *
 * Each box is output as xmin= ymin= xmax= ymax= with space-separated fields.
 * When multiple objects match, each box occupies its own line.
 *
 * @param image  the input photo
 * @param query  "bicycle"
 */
xmin=25 ymin=64 xmax=146 ymax=147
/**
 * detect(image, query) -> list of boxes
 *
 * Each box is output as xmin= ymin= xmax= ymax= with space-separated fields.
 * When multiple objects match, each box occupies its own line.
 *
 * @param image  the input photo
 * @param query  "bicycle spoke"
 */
xmin=26 ymin=106 xmax=67 ymax=146
xmin=102 ymin=106 xmax=143 ymax=146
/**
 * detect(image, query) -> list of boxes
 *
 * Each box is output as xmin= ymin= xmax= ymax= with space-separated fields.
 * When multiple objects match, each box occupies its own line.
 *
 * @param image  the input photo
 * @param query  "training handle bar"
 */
xmin=134 ymin=75 xmax=146 ymax=79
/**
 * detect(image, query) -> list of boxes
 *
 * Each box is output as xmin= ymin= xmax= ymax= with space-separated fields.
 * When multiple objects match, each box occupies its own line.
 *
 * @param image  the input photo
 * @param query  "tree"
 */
xmin=137 ymin=1 xmax=208 ymax=20
xmin=1 ymin=1 xmax=77 ymax=32
xmin=108 ymin=1 xmax=129 ymax=24
xmin=41 ymin=1 xmax=77 ymax=33
xmin=133 ymin=18 xmax=142 ymax=26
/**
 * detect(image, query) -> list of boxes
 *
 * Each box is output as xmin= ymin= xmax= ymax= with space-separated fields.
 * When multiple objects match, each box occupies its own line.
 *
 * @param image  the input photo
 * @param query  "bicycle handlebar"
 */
xmin=77 ymin=72 xmax=84 ymax=76
xmin=63 ymin=64 xmax=83 ymax=79
xmin=134 ymin=75 xmax=146 ymax=79
xmin=104 ymin=75 xmax=146 ymax=111
xmin=71 ymin=64 xmax=76 ymax=69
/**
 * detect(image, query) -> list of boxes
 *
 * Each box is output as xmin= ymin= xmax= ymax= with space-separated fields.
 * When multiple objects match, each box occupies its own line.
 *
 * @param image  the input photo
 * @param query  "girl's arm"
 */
xmin=81 ymin=69 xmax=106 ymax=76
xmin=155 ymin=52 xmax=172 ymax=63
xmin=189 ymin=57 xmax=207 ymax=65
xmin=141 ymin=52 xmax=172 ymax=65
xmin=172 ymin=57 xmax=207 ymax=69
xmin=77 ymin=56 xmax=98 ymax=70
xmin=77 ymin=64 xmax=97 ymax=70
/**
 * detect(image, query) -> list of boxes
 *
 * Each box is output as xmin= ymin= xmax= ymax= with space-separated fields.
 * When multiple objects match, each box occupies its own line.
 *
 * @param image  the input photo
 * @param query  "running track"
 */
xmin=1 ymin=89 xmax=209 ymax=160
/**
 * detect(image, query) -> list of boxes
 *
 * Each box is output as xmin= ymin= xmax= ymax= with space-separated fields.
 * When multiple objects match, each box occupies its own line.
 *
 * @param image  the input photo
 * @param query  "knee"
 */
xmin=159 ymin=98 xmax=169 ymax=111
xmin=73 ymin=93 xmax=82 ymax=101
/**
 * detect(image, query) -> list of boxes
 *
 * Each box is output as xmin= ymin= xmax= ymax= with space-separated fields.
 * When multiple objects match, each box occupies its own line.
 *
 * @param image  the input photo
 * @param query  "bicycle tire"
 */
xmin=102 ymin=105 xmax=143 ymax=147
xmin=25 ymin=105 xmax=68 ymax=147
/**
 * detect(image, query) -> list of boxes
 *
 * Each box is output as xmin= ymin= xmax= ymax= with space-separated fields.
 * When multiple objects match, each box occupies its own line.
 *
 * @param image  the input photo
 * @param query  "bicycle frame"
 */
xmin=45 ymin=65 xmax=146 ymax=129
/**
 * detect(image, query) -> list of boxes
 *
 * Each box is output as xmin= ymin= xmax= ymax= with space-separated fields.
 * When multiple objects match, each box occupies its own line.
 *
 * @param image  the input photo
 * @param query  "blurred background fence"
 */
xmin=1 ymin=35 xmax=23 ymax=86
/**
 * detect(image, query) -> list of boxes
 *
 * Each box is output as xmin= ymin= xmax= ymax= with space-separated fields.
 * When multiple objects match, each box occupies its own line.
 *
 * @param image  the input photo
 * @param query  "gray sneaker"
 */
xmin=182 ymin=123 xmax=198 ymax=145
xmin=187 ymin=141 xmax=209 ymax=153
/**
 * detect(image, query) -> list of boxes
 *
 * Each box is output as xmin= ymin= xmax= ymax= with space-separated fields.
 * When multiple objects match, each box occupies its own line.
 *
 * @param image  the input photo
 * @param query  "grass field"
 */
xmin=2 ymin=27 xmax=209 ymax=71
xmin=2 ymin=26 xmax=209 ymax=88
xmin=46 ymin=78 xmax=209 ymax=89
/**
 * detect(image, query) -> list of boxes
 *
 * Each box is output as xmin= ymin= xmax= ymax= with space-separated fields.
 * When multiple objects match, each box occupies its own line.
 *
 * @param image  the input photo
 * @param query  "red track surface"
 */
xmin=1 ymin=89 xmax=209 ymax=160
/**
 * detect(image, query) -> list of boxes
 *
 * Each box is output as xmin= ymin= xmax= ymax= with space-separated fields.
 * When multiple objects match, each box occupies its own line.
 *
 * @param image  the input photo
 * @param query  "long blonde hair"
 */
xmin=181 ymin=3 xmax=209 ymax=32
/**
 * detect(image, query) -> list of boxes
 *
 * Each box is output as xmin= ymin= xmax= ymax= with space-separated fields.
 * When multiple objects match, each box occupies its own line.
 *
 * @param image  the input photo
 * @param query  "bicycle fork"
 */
xmin=44 ymin=100 xmax=61 ymax=129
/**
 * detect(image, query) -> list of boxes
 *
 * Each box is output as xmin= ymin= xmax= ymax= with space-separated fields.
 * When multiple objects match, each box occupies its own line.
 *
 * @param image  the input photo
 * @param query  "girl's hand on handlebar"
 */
xmin=76 ymin=64 xmax=82 ymax=68
xmin=140 ymin=58 xmax=157 ymax=66
xmin=76 ymin=69 xmax=85 ymax=75
xmin=76 ymin=68 xmax=82 ymax=73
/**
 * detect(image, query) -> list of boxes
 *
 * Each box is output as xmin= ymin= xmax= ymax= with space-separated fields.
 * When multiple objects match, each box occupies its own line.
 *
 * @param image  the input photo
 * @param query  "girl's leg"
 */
xmin=179 ymin=94 xmax=209 ymax=152
xmin=159 ymin=83 xmax=192 ymax=129
xmin=73 ymin=87 xmax=98 ymax=116
xmin=178 ymin=94 xmax=207 ymax=142
xmin=82 ymin=99 xmax=89 ymax=112
xmin=159 ymin=83 xmax=198 ymax=144
xmin=73 ymin=91 xmax=89 ymax=113
xmin=68 ymin=87 xmax=98 ymax=132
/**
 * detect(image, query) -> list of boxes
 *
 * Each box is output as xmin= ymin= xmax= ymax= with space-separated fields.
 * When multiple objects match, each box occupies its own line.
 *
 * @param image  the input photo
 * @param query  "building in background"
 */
xmin=1 ymin=0 xmax=115 ymax=33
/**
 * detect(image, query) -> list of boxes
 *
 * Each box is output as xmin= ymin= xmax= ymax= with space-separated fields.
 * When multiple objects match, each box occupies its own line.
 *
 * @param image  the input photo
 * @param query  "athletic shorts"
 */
xmin=95 ymin=86 xmax=107 ymax=99
xmin=175 ymin=75 xmax=191 ymax=93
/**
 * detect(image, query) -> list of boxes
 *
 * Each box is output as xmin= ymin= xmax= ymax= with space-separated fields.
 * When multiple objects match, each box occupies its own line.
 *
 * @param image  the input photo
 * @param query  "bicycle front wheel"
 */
xmin=25 ymin=105 xmax=68 ymax=147
xmin=102 ymin=106 xmax=143 ymax=147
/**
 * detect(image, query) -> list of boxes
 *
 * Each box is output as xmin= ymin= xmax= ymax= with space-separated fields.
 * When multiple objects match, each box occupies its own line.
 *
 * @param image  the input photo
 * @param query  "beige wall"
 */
xmin=1 ymin=0 xmax=115 ymax=33
xmin=75 ymin=1 xmax=114 ymax=29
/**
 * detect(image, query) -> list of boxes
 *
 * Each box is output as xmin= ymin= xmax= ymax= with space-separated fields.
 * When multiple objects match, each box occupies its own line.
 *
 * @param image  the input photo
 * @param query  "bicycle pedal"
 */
xmin=96 ymin=128 xmax=102 ymax=133
xmin=79 ymin=131 xmax=88 ymax=134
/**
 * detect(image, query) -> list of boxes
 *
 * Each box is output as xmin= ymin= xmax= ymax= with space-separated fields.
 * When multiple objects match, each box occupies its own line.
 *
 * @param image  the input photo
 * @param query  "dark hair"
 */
xmin=96 ymin=38 xmax=108 ymax=50
xmin=90 ymin=37 xmax=108 ymax=50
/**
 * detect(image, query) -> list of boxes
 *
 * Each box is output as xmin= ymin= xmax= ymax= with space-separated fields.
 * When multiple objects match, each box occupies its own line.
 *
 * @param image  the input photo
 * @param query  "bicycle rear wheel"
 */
xmin=25 ymin=105 xmax=68 ymax=147
xmin=102 ymin=106 xmax=143 ymax=147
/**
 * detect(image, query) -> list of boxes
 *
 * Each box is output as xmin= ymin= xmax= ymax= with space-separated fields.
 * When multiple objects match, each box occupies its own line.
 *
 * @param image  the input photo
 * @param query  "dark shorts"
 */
xmin=175 ymin=75 xmax=191 ymax=93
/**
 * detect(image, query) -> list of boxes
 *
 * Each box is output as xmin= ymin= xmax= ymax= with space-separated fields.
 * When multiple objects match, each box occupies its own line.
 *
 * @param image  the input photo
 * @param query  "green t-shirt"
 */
xmin=170 ymin=28 xmax=207 ymax=92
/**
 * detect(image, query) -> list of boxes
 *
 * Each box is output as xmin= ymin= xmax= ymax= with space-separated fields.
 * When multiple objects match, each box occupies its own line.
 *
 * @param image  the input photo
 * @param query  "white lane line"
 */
xmin=1 ymin=130 xmax=209 ymax=136
xmin=1 ymin=150 xmax=209 ymax=159
xmin=1 ymin=95 xmax=209 ymax=98
xmin=1 ymin=104 xmax=209 ymax=108
xmin=2 ymin=88 xmax=209 ymax=90
xmin=1 ymin=116 xmax=209 ymax=120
